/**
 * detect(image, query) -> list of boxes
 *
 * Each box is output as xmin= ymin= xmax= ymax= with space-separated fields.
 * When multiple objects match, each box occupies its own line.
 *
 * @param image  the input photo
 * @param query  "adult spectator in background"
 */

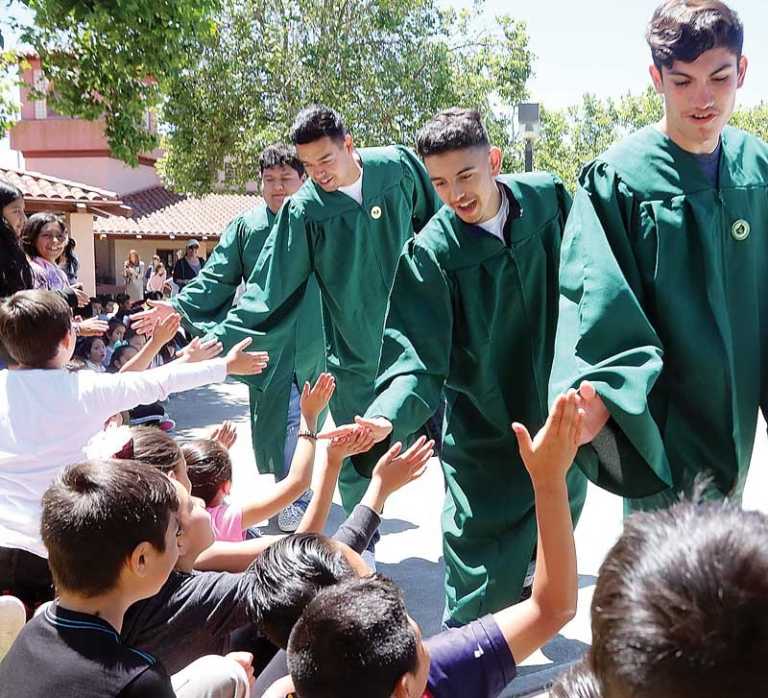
xmin=173 ymin=240 xmax=203 ymax=291
xmin=0 ymin=181 xmax=31 ymax=299
xmin=147 ymin=259 xmax=169 ymax=295
xmin=58 ymin=238 xmax=79 ymax=285
xmin=123 ymin=249 xmax=145 ymax=303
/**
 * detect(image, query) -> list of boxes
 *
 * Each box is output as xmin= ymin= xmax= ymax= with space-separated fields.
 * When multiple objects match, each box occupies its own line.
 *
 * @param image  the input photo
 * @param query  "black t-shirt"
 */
xmin=0 ymin=603 xmax=174 ymax=698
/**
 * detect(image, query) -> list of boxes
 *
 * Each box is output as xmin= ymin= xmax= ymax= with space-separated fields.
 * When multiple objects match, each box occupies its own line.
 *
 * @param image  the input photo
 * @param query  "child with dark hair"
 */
xmin=21 ymin=212 xmax=70 ymax=292
xmin=550 ymin=0 xmax=767 ymax=513
xmin=0 ymin=289 xmax=268 ymax=611
xmin=185 ymin=373 xmax=335 ymax=542
xmin=274 ymin=392 xmax=581 ymax=698
xmin=550 ymin=496 xmax=768 ymax=698
xmin=0 ymin=459 xmax=252 ymax=698
xmin=133 ymin=142 xmax=325 ymax=533
xmin=76 ymin=335 xmax=107 ymax=372
xmin=326 ymin=106 xmax=584 ymax=626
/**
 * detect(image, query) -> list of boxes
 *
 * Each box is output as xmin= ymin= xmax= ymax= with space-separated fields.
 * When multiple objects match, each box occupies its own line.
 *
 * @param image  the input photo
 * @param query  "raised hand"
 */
xmin=327 ymin=426 xmax=376 ymax=462
xmin=300 ymin=373 xmax=336 ymax=423
xmin=512 ymin=390 xmax=582 ymax=484
xmin=575 ymin=380 xmax=610 ymax=445
xmin=150 ymin=312 xmax=181 ymax=346
xmin=177 ymin=337 xmax=223 ymax=363
xmin=129 ymin=299 xmax=175 ymax=335
xmin=223 ymin=338 xmax=269 ymax=376
xmin=75 ymin=317 xmax=109 ymax=336
xmin=208 ymin=420 xmax=237 ymax=450
xmin=319 ymin=415 xmax=392 ymax=444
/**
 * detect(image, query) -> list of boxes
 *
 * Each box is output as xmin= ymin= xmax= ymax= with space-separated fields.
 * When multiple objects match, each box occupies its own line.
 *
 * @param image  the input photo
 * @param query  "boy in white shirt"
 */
xmin=0 ymin=289 xmax=268 ymax=612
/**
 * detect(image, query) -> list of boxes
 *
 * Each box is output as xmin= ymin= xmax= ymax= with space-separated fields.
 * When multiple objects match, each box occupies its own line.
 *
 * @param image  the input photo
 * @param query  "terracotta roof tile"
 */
xmin=93 ymin=186 xmax=261 ymax=239
xmin=0 ymin=166 xmax=122 ymax=204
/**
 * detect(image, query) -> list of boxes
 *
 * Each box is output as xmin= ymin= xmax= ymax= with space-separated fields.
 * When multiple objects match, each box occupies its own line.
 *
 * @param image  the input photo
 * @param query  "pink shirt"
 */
xmin=207 ymin=501 xmax=245 ymax=542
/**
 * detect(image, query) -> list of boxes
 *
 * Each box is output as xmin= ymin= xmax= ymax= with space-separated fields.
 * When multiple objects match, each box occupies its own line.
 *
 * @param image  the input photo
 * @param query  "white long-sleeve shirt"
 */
xmin=0 ymin=359 xmax=228 ymax=557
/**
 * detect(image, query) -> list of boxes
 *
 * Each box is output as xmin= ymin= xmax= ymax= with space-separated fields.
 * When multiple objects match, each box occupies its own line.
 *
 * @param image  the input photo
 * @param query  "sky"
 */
xmin=2 ymin=0 xmax=766 ymax=167
xmin=444 ymin=0 xmax=767 ymax=109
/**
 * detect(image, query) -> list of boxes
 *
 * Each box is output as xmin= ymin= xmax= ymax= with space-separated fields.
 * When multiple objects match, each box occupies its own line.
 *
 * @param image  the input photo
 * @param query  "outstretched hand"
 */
xmin=223 ymin=338 xmax=269 ymax=376
xmin=319 ymin=415 xmax=392 ymax=444
xmin=177 ymin=336 xmax=223 ymax=364
xmin=208 ymin=420 xmax=237 ymax=450
xmin=129 ymin=299 xmax=175 ymax=335
xmin=371 ymin=435 xmax=434 ymax=498
xmin=512 ymin=390 xmax=582 ymax=485
xmin=575 ymin=380 xmax=609 ymax=445
xmin=300 ymin=373 xmax=336 ymax=422
xmin=326 ymin=427 xmax=376 ymax=462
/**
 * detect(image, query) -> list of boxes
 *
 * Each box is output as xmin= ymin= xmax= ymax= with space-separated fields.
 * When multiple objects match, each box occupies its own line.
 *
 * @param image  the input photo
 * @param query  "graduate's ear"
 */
xmin=343 ymin=133 xmax=354 ymax=153
xmin=736 ymin=55 xmax=748 ymax=88
xmin=649 ymin=64 xmax=664 ymax=93
xmin=488 ymin=146 xmax=503 ymax=177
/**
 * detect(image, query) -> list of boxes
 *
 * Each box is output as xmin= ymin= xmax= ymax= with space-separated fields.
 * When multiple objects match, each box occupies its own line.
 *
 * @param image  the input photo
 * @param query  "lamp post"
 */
xmin=517 ymin=102 xmax=540 ymax=173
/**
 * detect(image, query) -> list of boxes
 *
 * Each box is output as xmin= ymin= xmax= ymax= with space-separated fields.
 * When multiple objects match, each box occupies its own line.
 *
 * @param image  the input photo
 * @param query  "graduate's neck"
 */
xmin=474 ymin=181 xmax=503 ymax=225
xmin=337 ymin=155 xmax=362 ymax=188
xmin=657 ymin=116 xmax=721 ymax=155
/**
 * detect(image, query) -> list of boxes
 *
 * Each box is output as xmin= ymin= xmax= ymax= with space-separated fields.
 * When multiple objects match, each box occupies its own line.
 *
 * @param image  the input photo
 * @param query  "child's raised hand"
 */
xmin=371 ymin=435 xmax=434 ymax=498
xmin=177 ymin=336 xmax=223 ymax=364
xmin=150 ymin=312 xmax=181 ymax=346
xmin=300 ymin=372 xmax=335 ymax=422
xmin=512 ymin=390 xmax=581 ymax=485
xmin=223 ymin=338 xmax=269 ymax=376
xmin=208 ymin=420 xmax=237 ymax=450
xmin=327 ymin=426 xmax=376 ymax=462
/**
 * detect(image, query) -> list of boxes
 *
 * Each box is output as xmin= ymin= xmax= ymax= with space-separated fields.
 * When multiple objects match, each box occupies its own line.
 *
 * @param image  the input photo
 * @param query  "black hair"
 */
xmin=127 ymin=426 xmax=186 ymax=477
xmin=415 ymin=108 xmax=489 ymax=158
xmin=589 ymin=499 xmax=768 ymax=698
xmin=287 ymin=575 xmax=419 ymax=698
xmin=259 ymin=143 xmax=305 ymax=177
xmin=289 ymin=105 xmax=347 ymax=146
xmin=647 ymin=0 xmax=743 ymax=70
xmin=0 ymin=180 xmax=32 ymax=297
xmin=549 ymin=661 xmax=603 ymax=698
xmin=75 ymin=335 xmax=106 ymax=362
xmin=245 ymin=533 xmax=354 ymax=648
xmin=108 ymin=344 xmax=137 ymax=372
xmin=21 ymin=212 xmax=67 ymax=259
xmin=0 ymin=290 xmax=71 ymax=367
xmin=182 ymin=439 xmax=232 ymax=506
xmin=41 ymin=459 xmax=178 ymax=597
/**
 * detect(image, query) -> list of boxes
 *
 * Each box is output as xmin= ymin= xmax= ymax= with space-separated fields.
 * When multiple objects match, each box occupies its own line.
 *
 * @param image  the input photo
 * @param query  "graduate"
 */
xmin=133 ymin=144 xmax=325 ymax=530
xmin=323 ymin=108 xmax=587 ymax=625
xmin=550 ymin=0 xmax=768 ymax=513
xmin=141 ymin=106 xmax=441 ymax=515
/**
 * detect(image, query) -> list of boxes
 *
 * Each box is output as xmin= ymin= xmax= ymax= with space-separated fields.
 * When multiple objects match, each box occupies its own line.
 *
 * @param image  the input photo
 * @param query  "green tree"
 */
xmin=731 ymin=102 xmax=768 ymax=142
xmin=158 ymin=0 xmax=533 ymax=193
xmin=6 ymin=0 xmax=220 ymax=164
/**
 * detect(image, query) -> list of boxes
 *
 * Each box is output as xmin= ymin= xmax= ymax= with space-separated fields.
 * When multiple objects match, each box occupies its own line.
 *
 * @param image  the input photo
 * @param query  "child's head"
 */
xmin=549 ymin=663 xmax=602 ymax=698
xmin=415 ymin=108 xmax=502 ymax=225
xmin=0 ymin=290 xmax=74 ymax=368
xmin=106 ymin=318 xmax=126 ymax=345
xmin=259 ymin=143 xmax=305 ymax=214
xmin=574 ymin=499 xmax=768 ymax=698
xmin=124 ymin=327 xmax=146 ymax=351
xmin=182 ymin=439 xmax=232 ymax=506
xmin=129 ymin=426 xmax=191 ymax=493
xmin=647 ymin=1 xmax=746 ymax=150
xmin=21 ymin=212 xmax=69 ymax=264
xmin=108 ymin=344 xmax=138 ymax=372
xmin=77 ymin=336 xmax=107 ymax=366
xmin=41 ymin=459 xmax=179 ymax=600
xmin=115 ymin=293 xmax=131 ymax=311
xmin=287 ymin=575 xmax=429 ymax=698
xmin=247 ymin=532 xmax=367 ymax=648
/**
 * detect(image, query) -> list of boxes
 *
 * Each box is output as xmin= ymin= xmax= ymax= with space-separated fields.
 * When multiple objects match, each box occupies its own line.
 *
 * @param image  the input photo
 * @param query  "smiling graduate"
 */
xmin=550 ymin=0 xmax=768 ymax=513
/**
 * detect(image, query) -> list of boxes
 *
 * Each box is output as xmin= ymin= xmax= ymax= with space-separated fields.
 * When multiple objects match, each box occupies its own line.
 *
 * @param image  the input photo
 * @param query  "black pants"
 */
xmin=0 ymin=546 xmax=55 ymax=617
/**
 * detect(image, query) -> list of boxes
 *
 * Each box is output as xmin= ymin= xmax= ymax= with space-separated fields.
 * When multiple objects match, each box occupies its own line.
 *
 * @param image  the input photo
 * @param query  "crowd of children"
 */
xmin=2 ymin=0 xmax=768 ymax=696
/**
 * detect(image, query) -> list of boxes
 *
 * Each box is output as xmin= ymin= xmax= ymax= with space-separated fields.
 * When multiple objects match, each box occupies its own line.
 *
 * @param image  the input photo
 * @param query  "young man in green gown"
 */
xmin=134 ymin=144 xmax=326 ymax=530
xmin=323 ymin=108 xmax=587 ymax=626
xmin=550 ymin=0 xmax=768 ymax=513
xmin=139 ymin=106 xmax=442 ymax=517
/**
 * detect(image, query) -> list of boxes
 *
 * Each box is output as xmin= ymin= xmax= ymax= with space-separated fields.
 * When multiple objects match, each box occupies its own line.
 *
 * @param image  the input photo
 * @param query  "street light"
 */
xmin=517 ymin=102 xmax=540 ymax=173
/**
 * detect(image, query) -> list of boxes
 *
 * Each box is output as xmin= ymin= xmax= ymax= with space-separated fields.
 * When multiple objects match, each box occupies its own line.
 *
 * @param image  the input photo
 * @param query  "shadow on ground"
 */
xmin=378 ymin=556 xmax=445 ymax=637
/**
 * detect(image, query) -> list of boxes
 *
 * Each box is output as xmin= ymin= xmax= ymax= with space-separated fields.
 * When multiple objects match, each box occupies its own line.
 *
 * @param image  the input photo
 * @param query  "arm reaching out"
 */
xmin=493 ymin=390 xmax=582 ymax=664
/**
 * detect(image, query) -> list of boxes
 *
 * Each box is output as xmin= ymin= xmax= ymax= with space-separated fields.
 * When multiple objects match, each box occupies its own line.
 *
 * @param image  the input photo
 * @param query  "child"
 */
xmin=256 ymin=391 xmax=580 ymax=697
xmin=185 ymin=373 xmax=336 ymax=542
xmin=549 ymin=495 xmax=768 ymax=698
xmin=104 ymin=317 xmax=127 ymax=366
xmin=0 ymin=459 xmax=252 ymax=697
xmin=21 ymin=212 xmax=70 ymax=291
xmin=76 ymin=336 xmax=107 ymax=373
xmin=0 ymin=289 xmax=268 ymax=610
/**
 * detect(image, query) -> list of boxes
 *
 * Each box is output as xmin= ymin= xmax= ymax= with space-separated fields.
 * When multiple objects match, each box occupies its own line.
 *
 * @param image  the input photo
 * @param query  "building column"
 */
xmin=68 ymin=210 xmax=96 ymax=296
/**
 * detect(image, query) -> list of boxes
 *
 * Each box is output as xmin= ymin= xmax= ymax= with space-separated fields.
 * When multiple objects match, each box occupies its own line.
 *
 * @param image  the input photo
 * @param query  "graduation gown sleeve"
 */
xmin=550 ymin=161 xmax=672 ymax=497
xmin=209 ymin=203 xmax=312 ymax=361
xmin=172 ymin=217 xmax=247 ymax=335
xmin=365 ymin=238 xmax=453 ymax=443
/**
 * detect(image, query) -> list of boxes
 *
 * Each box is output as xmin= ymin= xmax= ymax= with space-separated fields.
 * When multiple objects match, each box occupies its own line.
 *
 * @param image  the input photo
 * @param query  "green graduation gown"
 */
xmin=172 ymin=204 xmax=326 ymax=476
xmin=550 ymin=125 xmax=768 ymax=512
xmin=364 ymin=174 xmax=588 ymax=625
xmin=209 ymin=146 xmax=441 ymax=511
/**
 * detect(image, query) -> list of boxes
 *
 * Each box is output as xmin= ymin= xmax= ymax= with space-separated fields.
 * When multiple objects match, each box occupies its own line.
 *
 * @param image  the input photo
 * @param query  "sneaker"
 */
xmin=277 ymin=491 xmax=311 ymax=533
xmin=0 ymin=595 xmax=26 ymax=660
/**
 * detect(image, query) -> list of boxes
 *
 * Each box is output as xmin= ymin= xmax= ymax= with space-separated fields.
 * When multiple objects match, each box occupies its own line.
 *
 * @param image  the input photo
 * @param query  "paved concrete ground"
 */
xmin=169 ymin=378 xmax=768 ymax=697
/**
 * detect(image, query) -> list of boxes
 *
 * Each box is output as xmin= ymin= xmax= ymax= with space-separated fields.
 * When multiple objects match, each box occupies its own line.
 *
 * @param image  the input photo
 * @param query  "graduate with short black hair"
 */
xmin=550 ymin=0 xmax=768 ymax=512
xmin=323 ymin=107 xmax=586 ymax=625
